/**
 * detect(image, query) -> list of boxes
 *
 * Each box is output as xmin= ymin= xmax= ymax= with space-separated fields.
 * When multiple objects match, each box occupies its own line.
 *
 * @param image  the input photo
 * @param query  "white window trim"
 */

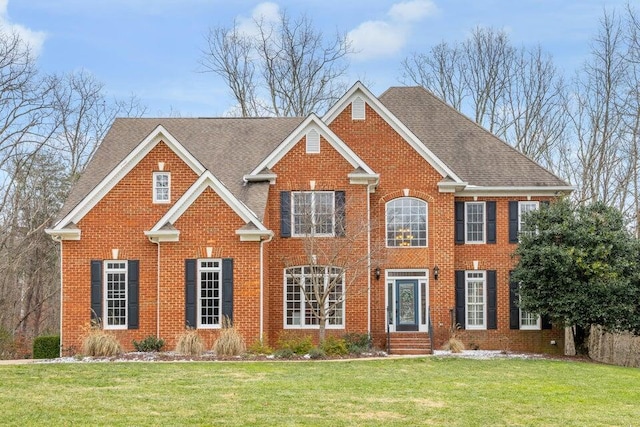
xmin=518 ymin=201 xmax=539 ymax=240
xmin=465 ymin=201 xmax=486 ymax=244
xmin=465 ymin=270 xmax=486 ymax=330
xmin=291 ymin=191 xmax=336 ymax=237
xmin=153 ymin=171 xmax=171 ymax=204
xmin=197 ymin=259 xmax=222 ymax=329
xmin=103 ymin=260 xmax=128 ymax=330
xmin=385 ymin=197 xmax=428 ymax=248
xmin=283 ymin=266 xmax=345 ymax=329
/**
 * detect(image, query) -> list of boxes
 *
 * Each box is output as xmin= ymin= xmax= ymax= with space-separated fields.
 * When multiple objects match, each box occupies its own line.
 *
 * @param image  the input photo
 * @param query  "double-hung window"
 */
xmin=386 ymin=198 xmax=428 ymax=247
xmin=520 ymin=307 xmax=541 ymax=330
xmin=518 ymin=201 xmax=539 ymax=238
xmin=284 ymin=266 xmax=344 ymax=328
xmin=198 ymin=259 xmax=221 ymax=328
xmin=465 ymin=271 xmax=486 ymax=329
xmin=153 ymin=172 xmax=171 ymax=203
xmin=104 ymin=261 xmax=128 ymax=329
xmin=292 ymin=191 xmax=335 ymax=236
xmin=465 ymin=202 xmax=485 ymax=243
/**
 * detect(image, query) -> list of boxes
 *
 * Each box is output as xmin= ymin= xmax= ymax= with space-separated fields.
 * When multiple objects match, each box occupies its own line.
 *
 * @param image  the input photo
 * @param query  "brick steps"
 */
xmin=388 ymin=332 xmax=432 ymax=355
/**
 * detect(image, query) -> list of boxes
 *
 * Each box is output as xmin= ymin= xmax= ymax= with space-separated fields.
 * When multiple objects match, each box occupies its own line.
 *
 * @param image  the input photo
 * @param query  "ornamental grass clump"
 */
xmin=81 ymin=324 xmax=122 ymax=357
xmin=175 ymin=329 xmax=205 ymax=356
xmin=213 ymin=317 xmax=245 ymax=357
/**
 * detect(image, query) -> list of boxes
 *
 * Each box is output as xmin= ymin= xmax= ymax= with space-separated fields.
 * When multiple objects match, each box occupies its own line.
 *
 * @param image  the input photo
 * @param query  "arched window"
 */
xmin=386 ymin=198 xmax=428 ymax=247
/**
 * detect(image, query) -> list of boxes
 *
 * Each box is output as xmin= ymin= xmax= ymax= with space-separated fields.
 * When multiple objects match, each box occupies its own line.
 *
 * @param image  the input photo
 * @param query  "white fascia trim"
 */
xmin=52 ymin=125 xmax=206 ymax=231
xmin=456 ymin=185 xmax=575 ymax=197
xmin=438 ymin=181 xmax=469 ymax=193
xmin=323 ymin=81 xmax=464 ymax=184
xmin=247 ymin=114 xmax=376 ymax=177
xmin=45 ymin=228 xmax=81 ymax=241
xmin=348 ymin=172 xmax=380 ymax=187
xmin=149 ymin=170 xmax=268 ymax=233
xmin=236 ymin=229 xmax=274 ymax=242
xmin=144 ymin=229 xmax=180 ymax=243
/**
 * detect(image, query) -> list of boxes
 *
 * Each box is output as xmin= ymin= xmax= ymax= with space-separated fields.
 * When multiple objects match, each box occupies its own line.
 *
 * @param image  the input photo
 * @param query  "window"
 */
xmin=520 ymin=308 xmax=541 ymax=330
xmin=465 ymin=271 xmax=486 ymax=329
xmin=352 ymin=96 xmax=365 ymax=120
xmin=198 ymin=259 xmax=221 ymax=328
xmin=465 ymin=202 xmax=485 ymax=243
xmin=104 ymin=261 xmax=127 ymax=329
xmin=292 ymin=191 xmax=335 ymax=236
xmin=518 ymin=201 xmax=539 ymax=238
xmin=386 ymin=198 xmax=427 ymax=247
xmin=153 ymin=172 xmax=170 ymax=203
xmin=284 ymin=266 xmax=344 ymax=328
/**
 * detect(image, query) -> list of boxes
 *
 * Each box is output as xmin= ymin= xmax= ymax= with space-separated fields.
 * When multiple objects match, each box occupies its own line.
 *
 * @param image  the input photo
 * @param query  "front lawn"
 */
xmin=1 ymin=357 xmax=638 ymax=426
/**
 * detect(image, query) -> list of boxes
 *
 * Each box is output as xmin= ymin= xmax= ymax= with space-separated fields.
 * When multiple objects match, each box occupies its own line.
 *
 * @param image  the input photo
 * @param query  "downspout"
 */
xmin=260 ymin=232 xmax=274 ymax=343
xmin=56 ymin=237 xmax=63 ymax=357
xmin=147 ymin=237 xmax=161 ymax=338
xmin=366 ymin=181 xmax=377 ymax=337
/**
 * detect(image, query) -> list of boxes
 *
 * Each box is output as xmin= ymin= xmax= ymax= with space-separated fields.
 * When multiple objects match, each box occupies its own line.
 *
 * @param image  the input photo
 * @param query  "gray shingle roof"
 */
xmin=378 ymin=86 xmax=570 ymax=188
xmin=57 ymin=117 xmax=303 ymax=223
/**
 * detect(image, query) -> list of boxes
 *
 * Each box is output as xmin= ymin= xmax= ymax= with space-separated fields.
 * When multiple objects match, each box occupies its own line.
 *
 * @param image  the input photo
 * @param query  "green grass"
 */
xmin=1 ymin=357 xmax=638 ymax=426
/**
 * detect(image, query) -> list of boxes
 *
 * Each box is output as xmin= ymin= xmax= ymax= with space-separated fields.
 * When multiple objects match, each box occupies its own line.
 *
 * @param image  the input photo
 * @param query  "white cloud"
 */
xmin=237 ymin=2 xmax=280 ymax=37
xmin=0 ymin=0 xmax=47 ymax=57
xmin=348 ymin=0 xmax=438 ymax=61
xmin=388 ymin=0 xmax=437 ymax=23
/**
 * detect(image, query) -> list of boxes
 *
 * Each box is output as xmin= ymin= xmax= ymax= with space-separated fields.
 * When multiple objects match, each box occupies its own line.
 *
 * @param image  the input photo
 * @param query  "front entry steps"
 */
xmin=388 ymin=332 xmax=432 ymax=355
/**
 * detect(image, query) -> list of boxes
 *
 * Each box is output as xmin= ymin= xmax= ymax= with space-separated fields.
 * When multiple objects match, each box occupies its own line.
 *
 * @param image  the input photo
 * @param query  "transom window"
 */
xmin=153 ymin=172 xmax=171 ymax=203
xmin=466 ymin=271 xmax=486 ymax=329
xmin=518 ymin=201 xmax=539 ymax=238
xmin=198 ymin=259 xmax=221 ymax=328
xmin=386 ymin=198 xmax=427 ymax=247
xmin=104 ymin=261 xmax=127 ymax=329
xmin=292 ymin=191 xmax=335 ymax=236
xmin=465 ymin=202 xmax=485 ymax=243
xmin=284 ymin=266 xmax=344 ymax=328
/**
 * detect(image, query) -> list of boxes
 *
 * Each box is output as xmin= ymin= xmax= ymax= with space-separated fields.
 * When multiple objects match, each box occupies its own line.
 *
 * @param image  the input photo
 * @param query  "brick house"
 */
xmin=46 ymin=82 xmax=572 ymax=355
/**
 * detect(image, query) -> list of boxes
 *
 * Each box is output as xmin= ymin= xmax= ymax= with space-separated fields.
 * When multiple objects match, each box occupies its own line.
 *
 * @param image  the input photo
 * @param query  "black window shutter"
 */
xmin=509 ymin=201 xmax=519 ymax=243
xmin=335 ymin=191 xmax=346 ymax=237
xmin=509 ymin=273 xmax=520 ymax=330
xmin=90 ymin=260 xmax=103 ymax=324
xmin=542 ymin=314 xmax=552 ymax=329
xmin=455 ymin=270 xmax=465 ymax=329
xmin=486 ymin=201 xmax=496 ymax=244
xmin=280 ymin=191 xmax=291 ymax=238
xmin=487 ymin=270 xmax=497 ymax=329
xmin=185 ymin=259 xmax=197 ymax=328
xmin=127 ymin=260 xmax=139 ymax=330
xmin=222 ymin=258 xmax=234 ymax=323
xmin=454 ymin=201 xmax=465 ymax=245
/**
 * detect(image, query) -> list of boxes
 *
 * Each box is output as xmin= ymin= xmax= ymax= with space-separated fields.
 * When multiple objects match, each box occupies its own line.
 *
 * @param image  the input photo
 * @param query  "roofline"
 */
xmin=236 ymin=229 xmax=274 ymax=242
xmin=148 ymin=170 xmax=268 ymax=233
xmin=45 ymin=228 xmax=81 ymax=241
xmin=322 ymin=81 xmax=465 ymax=184
xmin=51 ymin=124 xmax=206 ymax=230
xmin=456 ymin=185 xmax=575 ymax=197
xmin=247 ymin=113 xmax=375 ymax=177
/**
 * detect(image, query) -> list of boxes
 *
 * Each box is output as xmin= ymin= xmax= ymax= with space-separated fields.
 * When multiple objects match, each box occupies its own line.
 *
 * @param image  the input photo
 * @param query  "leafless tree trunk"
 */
xmin=200 ymin=9 xmax=352 ymax=117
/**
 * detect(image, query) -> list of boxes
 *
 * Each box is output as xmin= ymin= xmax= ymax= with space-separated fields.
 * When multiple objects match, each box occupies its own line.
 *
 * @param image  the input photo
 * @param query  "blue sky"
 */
xmin=4 ymin=0 xmax=630 ymax=117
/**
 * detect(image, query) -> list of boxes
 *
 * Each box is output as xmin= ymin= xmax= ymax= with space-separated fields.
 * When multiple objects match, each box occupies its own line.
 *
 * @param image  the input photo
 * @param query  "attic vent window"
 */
xmin=352 ymin=96 xmax=365 ymax=120
xmin=306 ymin=129 xmax=320 ymax=153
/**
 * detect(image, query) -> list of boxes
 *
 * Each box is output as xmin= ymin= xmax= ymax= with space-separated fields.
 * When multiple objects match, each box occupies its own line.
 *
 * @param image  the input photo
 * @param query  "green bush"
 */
xmin=133 ymin=336 xmax=165 ymax=352
xmin=320 ymin=337 xmax=348 ymax=356
xmin=277 ymin=333 xmax=313 ymax=355
xmin=247 ymin=339 xmax=273 ymax=355
xmin=343 ymin=333 xmax=372 ymax=353
xmin=274 ymin=348 xmax=295 ymax=359
xmin=33 ymin=335 xmax=60 ymax=359
xmin=308 ymin=347 xmax=326 ymax=359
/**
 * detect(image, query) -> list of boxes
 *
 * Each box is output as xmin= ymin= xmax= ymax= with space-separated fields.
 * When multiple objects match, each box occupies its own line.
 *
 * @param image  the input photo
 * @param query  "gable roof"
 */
xmin=246 ymin=113 xmax=376 ymax=179
xmin=378 ymin=86 xmax=572 ymax=189
xmin=54 ymin=116 xmax=303 ymax=227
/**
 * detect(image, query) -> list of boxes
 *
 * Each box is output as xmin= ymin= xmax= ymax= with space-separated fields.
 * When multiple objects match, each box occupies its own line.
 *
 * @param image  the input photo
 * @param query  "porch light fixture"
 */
xmin=433 ymin=265 xmax=439 ymax=280
xmin=374 ymin=267 xmax=381 ymax=281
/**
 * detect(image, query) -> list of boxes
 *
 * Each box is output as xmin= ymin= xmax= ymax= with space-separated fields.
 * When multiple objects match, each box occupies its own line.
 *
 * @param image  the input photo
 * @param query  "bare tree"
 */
xmin=283 ymin=192 xmax=382 ymax=342
xmin=201 ymin=10 xmax=352 ymax=117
